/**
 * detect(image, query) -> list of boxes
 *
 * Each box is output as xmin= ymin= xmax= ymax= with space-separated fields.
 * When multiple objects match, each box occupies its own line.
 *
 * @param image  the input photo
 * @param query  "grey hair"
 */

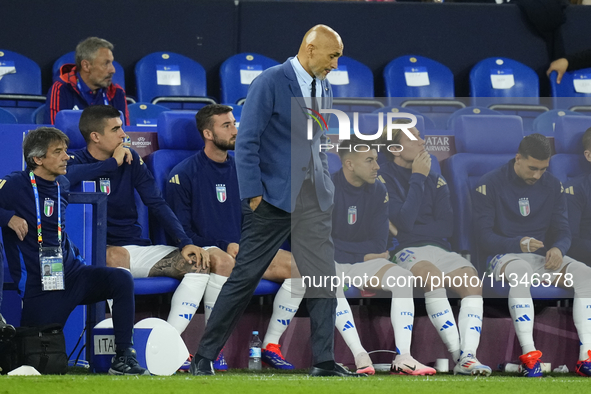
xmin=75 ymin=37 xmax=114 ymax=70
xmin=23 ymin=127 xmax=70 ymax=170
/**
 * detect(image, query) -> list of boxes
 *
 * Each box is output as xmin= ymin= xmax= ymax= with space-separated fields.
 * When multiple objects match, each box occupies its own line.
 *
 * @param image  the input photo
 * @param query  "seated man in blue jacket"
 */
xmin=381 ymin=119 xmax=491 ymax=376
xmin=0 ymin=127 xmax=148 ymax=375
xmin=64 ymin=106 xmax=211 ymax=359
xmin=474 ymin=133 xmax=591 ymax=377
xmin=331 ymin=136 xmax=435 ymax=375
xmin=166 ymin=104 xmax=303 ymax=370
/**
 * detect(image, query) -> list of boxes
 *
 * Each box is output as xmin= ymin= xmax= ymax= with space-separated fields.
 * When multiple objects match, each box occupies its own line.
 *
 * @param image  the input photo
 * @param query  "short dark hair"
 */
xmin=23 ymin=127 xmax=70 ymax=170
xmin=75 ymin=37 xmax=114 ymax=70
xmin=337 ymin=134 xmax=374 ymax=161
xmin=582 ymin=127 xmax=591 ymax=151
xmin=195 ymin=104 xmax=233 ymax=140
xmin=79 ymin=105 xmax=122 ymax=143
xmin=518 ymin=133 xmax=552 ymax=161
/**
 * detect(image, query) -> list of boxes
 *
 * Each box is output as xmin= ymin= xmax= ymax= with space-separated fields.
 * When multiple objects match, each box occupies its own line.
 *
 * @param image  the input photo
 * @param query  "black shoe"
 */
xmin=310 ymin=363 xmax=368 ymax=377
xmin=190 ymin=356 xmax=215 ymax=376
xmin=0 ymin=313 xmax=16 ymax=339
xmin=108 ymin=348 xmax=151 ymax=375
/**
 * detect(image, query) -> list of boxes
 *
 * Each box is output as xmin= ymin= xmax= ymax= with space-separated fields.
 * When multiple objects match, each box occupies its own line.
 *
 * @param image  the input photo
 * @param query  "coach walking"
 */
xmin=190 ymin=25 xmax=364 ymax=377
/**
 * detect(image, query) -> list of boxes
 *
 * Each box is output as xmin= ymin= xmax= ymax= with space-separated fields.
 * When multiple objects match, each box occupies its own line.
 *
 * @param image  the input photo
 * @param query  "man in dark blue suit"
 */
xmin=191 ymin=25 xmax=364 ymax=377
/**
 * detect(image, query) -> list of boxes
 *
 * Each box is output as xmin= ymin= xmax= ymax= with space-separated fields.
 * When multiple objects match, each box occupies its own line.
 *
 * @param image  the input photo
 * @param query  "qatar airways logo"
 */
xmin=306 ymin=109 xmax=418 ymax=152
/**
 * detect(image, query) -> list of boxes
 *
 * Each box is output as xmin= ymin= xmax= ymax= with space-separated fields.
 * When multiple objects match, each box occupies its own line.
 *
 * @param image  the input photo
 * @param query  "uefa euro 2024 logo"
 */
xmin=305 ymin=108 xmax=418 ymax=153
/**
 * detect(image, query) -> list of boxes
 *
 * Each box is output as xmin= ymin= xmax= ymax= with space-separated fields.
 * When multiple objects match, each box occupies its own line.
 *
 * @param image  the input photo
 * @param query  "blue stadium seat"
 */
xmin=446 ymin=106 xmax=502 ymax=130
xmin=0 ymin=107 xmax=17 ymax=124
xmin=52 ymin=51 xmax=127 ymax=91
xmin=326 ymin=151 xmax=342 ymax=174
xmin=328 ymin=56 xmax=383 ymax=112
xmin=30 ymin=104 xmax=46 ymax=124
xmin=554 ymin=115 xmax=591 ymax=155
xmin=135 ymin=52 xmax=216 ymax=109
xmin=549 ymin=68 xmax=591 ymax=112
xmin=0 ymin=49 xmax=46 ymax=123
xmin=226 ymin=104 xmax=243 ymax=125
xmin=127 ymin=102 xmax=169 ymax=128
xmin=531 ymin=109 xmax=579 ymax=136
xmin=219 ymin=53 xmax=279 ymax=105
xmin=384 ymin=55 xmax=456 ymax=103
xmin=144 ymin=111 xmax=202 ymax=244
xmin=54 ymin=110 xmax=86 ymax=150
xmin=469 ymin=57 xmax=547 ymax=112
xmin=383 ymin=55 xmax=465 ymax=128
xmin=549 ymin=115 xmax=591 ymax=183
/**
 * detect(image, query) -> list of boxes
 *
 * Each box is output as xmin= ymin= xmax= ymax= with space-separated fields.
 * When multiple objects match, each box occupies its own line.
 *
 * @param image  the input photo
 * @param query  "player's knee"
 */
xmin=411 ymin=260 xmax=442 ymax=289
xmin=109 ymin=266 xmax=134 ymax=290
xmin=502 ymin=259 xmax=533 ymax=276
xmin=566 ymin=262 xmax=591 ymax=290
xmin=210 ymin=252 xmax=235 ymax=276
xmin=106 ymin=247 xmax=130 ymax=269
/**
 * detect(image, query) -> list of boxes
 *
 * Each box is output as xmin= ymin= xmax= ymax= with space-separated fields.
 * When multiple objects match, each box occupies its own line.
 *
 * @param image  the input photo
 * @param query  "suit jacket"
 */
xmin=236 ymin=58 xmax=334 ymax=213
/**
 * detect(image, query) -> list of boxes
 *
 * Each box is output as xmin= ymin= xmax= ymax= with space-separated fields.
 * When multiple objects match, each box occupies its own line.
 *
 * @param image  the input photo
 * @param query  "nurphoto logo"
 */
xmin=306 ymin=108 xmax=418 ymax=153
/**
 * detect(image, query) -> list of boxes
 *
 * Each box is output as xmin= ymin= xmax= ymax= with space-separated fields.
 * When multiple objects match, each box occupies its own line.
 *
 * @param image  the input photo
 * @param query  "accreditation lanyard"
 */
xmin=30 ymin=171 xmax=62 ymax=246
xmin=30 ymin=172 xmax=65 ymax=291
xmin=77 ymin=79 xmax=109 ymax=106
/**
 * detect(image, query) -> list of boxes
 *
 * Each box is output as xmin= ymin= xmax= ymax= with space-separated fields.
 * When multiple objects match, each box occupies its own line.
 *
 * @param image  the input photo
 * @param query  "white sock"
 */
xmin=203 ymin=273 xmax=228 ymax=325
xmin=167 ymin=273 xmax=210 ymax=334
xmin=458 ymin=295 xmax=483 ymax=357
xmin=567 ymin=262 xmax=591 ymax=360
xmin=335 ymin=287 xmax=366 ymax=357
xmin=505 ymin=260 xmax=536 ymax=354
xmin=382 ymin=266 xmax=414 ymax=355
xmin=263 ymin=278 xmax=305 ymax=348
xmin=425 ymin=288 xmax=460 ymax=361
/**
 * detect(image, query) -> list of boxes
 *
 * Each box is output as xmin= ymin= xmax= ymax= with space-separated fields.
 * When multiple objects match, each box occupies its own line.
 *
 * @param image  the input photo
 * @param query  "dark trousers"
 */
xmin=21 ymin=265 xmax=135 ymax=349
xmin=197 ymin=180 xmax=337 ymax=365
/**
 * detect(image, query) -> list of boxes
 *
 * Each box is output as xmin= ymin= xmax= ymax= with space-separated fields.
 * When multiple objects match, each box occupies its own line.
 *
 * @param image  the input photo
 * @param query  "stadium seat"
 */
xmin=326 ymin=151 xmax=342 ymax=174
xmin=383 ymin=55 xmax=465 ymax=128
xmin=0 ymin=49 xmax=46 ymax=123
xmin=446 ymin=106 xmax=502 ymax=130
xmin=135 ymin=52 xmax=216 ymax=109
xmin=469 ymin=57 xmax=548 ymax=119
xmin=0 ymin=107 xmax=17 ymax=124
xmin=54 ymin=110 xmax=86 ymax=150
xmin=554 ymin=115 xmax=591 ymax=155
xmin=30 ymin=104 xmax=46 ymax=124
xmin=549 ymin=115 xmax=591 ymax=183
xmin=219 ymin=53 xmax=279 ymax=105
xmin=52 ymin=51 xmax=127 ymax=91
xmin=327 ymin=56 xmax=383 ymax=112
xmin=531 ymin=109 xmax=579 ymax=136
xmin=127 ymin=102 xmax=169 ymax=128
xmin=549 ymin=68 xmax=591 ymax=112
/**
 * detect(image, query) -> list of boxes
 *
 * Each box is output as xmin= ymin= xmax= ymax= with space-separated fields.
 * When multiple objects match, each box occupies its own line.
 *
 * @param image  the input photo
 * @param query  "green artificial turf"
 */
xmin=1 ymin=370 xmax=590 ymax=394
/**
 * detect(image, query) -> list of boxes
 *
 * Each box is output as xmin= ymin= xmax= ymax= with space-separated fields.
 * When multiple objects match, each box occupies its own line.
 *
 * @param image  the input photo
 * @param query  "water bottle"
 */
xmin=248 ymin=330 xmax=262 ymax=370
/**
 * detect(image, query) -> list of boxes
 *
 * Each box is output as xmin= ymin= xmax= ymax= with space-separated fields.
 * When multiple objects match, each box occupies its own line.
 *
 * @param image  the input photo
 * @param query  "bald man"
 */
xmin=190 ymin=25 xmax=363 ymax=377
